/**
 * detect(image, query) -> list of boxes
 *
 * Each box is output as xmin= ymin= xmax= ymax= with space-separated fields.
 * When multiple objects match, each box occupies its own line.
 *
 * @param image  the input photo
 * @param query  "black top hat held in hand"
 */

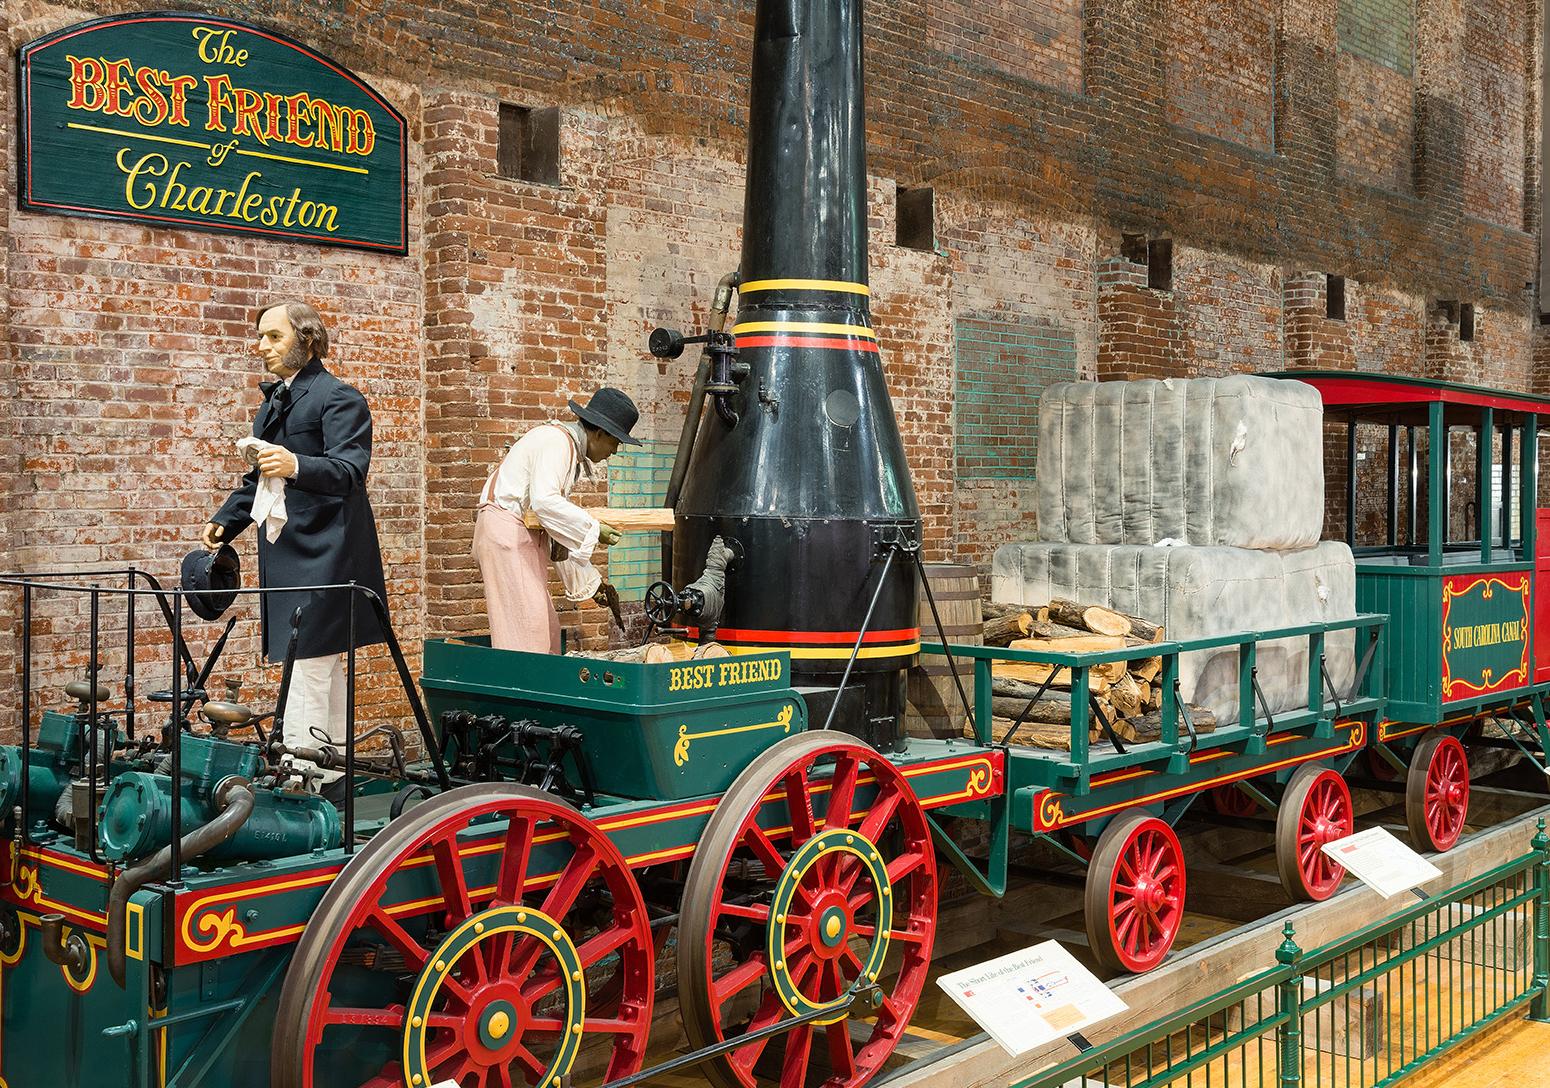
xmin=180 ymin=544 xmax=242 ymax=621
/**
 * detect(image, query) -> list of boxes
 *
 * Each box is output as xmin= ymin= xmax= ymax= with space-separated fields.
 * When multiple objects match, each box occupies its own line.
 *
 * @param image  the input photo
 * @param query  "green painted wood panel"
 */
xmin=1357 ymin=565 xmax=1442 ymax=723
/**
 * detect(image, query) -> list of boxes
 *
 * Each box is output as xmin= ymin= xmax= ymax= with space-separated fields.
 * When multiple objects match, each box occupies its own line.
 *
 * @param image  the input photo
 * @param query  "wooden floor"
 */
xmin=1399 ymin=1014 xmax=1550 ymax=1088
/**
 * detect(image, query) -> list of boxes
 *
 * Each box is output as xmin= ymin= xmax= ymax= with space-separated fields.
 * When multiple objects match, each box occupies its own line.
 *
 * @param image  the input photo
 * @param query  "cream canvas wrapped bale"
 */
xmin=1036 ymin=375 xmax=1325 ymax=550
xmin=992 ymin=541 xmax=1357 ymax=726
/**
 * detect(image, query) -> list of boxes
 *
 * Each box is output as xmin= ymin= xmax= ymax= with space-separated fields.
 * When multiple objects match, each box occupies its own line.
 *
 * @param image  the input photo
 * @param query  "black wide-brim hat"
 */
xmin=180 ymin=544 xmax=241 ymax=622
xmin=569 ymin=386 xmax=642 ymax=446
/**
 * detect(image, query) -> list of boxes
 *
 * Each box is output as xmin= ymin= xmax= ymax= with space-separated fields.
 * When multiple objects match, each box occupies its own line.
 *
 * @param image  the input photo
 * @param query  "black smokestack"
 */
xmin=674 ymin=0 xmax=921 ymax=745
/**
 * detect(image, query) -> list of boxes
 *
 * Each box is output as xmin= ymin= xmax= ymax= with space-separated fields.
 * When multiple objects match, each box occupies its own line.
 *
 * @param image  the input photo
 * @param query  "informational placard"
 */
xmin=1322 ymin=827 xmax=1442 ymax=899
xmin=18 ymin=13 xmax=407 ymax=253
xmin=936 ymin=940 xmax=1127 ymax=1056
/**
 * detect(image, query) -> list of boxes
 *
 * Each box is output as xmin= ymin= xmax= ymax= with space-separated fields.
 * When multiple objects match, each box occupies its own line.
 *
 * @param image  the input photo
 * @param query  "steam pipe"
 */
xmin=39 ymin=914 xmax=89 ymax=975
xmin=662 ymin=269 xmax=739 ymax=578
xmin=665 ymin=270 xmax=739 ymax=508
xmin=106 ymin=777 xmax=255 ymax=987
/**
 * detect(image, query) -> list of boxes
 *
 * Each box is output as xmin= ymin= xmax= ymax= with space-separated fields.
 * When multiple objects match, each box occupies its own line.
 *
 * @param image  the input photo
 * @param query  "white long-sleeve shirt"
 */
xmin=483 ymin=421 xmax=602 ymax=601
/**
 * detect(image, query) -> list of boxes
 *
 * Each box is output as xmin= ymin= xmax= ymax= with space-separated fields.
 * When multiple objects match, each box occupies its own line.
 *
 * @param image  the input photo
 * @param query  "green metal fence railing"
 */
xmin=1013 ymin=821 xmax=1550 ymax=1088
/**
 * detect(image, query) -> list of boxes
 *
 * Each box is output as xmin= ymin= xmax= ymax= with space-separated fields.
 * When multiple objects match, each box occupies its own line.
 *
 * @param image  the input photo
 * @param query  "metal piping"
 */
xmin=661 ymin=269 xmax=740 ymax=578
xmin=664 ymin=270 xmax=739 ymax=508
xmin=105 ymin=777 xmax=255 ymax=987
xmin=38 ymin=914 xmax=89 ymax=975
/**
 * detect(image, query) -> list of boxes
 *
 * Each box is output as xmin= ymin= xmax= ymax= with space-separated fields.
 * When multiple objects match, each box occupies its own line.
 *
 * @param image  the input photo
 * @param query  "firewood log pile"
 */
xmin=977 ymin=598 xmax=1216 ymax=750
xmin=567 ymin=640 xmax=730 ymax=664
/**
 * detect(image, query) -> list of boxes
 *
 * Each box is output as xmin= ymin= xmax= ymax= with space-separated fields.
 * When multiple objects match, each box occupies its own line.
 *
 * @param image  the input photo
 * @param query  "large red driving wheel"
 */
xmin=271 ymin=784 xmax=654 ymax=1088
xmin=1407 ymin=733 xmax=1470 ymax=853
xmin=1084 ymin=810 xmax=1185 ymax=975
xmin=677 ymin=731 xmax=937 ymax=1088
xmin=1275 ymin=764 xmax=1352 ymax=902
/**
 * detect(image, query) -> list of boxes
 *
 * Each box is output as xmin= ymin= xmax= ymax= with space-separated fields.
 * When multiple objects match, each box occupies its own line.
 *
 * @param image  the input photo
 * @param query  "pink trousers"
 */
xmin=473 ymin=504 xmax=561 ymax=653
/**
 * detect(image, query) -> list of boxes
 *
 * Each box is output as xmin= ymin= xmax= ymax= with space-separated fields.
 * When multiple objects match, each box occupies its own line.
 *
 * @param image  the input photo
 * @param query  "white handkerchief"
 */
xmin=236 ymin=436 xmax=288 ymax=543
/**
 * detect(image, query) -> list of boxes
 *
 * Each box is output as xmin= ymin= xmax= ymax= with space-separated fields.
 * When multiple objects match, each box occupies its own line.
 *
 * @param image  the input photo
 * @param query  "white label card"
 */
xmin=935 ymin=940 xmax=1128 ymax=1056
xmin=1322 ymin=826 xmax=1443 ymax=899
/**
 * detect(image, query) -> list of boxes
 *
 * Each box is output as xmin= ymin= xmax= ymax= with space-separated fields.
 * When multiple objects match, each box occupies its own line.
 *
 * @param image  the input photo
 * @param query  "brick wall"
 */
xmin=871 ymin=177 xmax=956 ymax=560
xmin=0 ymin=6 xmax=15 ymax=720
xmin=924 ymin=0 xmax=1083 ymax=93
xmin=4 ymin=6 xmax=425 ymax=735
xmin=1175 ymin=249 xmax=1284 ymax=375
xmin=1167 ymin=0 xmax=1277 ymax=150
xmin=1285 ymin=272 xmax=1355 ymax=371
xmin=1463 ymin=0 xmax=1530 ymax=227
xmin=1351 ymin=285 xmax=1426 ymax=373
xmin=1096 ymin=256 xmax=1183 ymax=380
xmin=2 ymin=0 xmax=1545 ymax=742
xmin=936 ymin=198 xmax=1095 ymax=568
xmin=1337 ymin=0 xmax=1416 ymax=192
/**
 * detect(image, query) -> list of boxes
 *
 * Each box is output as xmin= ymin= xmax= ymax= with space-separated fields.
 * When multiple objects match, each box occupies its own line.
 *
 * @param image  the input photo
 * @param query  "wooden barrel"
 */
xmin=904 ymin=564 xmax=983 ymax=740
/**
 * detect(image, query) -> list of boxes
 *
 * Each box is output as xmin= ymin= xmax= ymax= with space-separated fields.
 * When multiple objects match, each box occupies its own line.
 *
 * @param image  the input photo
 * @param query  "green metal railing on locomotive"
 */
xmin=0 ymin=573 xmax=448 ymax=982
xmin=921 ymin=613 xmax=1388 ymax=974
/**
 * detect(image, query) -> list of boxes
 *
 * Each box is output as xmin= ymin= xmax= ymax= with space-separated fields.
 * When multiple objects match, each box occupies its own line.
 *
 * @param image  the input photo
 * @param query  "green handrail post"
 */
xmin=1276 ymin=922 xmax=1304 ymax=1088
xmin=1478 ymin=406 xmax=1492 ymax=564
xmin=1531 ymin=818 xmax=1550 ymax=1022
xmin=1522 ymin=417 xmax=1537 ymax=560
xmin=973 ymin=655 xmax=992 ymax=746
xmin=1427 ymin=399 xmax=1445 ymax=565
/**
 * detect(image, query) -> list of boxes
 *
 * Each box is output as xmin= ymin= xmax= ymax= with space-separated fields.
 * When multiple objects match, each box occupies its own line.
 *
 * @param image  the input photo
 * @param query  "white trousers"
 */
xmin=283 ymin=654 xmax=347 ymax=783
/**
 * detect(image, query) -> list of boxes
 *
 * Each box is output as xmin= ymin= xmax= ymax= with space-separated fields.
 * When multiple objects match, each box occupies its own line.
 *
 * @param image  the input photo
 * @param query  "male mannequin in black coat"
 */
xmin=202 ymin=301 xmax=388 ymax=789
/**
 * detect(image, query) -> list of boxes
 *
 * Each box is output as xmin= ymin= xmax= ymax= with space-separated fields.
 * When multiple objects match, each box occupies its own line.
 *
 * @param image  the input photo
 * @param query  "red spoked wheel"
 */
xmin=271 ymin=784 xmax=654 ymax=1088
xmin=677 ymin=731 xmax=937 ymax=1088
xmin=1407 ymin=732 xmax=1470 ymax=853
xmin=1209 ymin=783 xmax=1259 ymax=819
xmin=1084 ymin=810 xmax=1185 ymax=975
xmin=1063 ymin=830 xmax=1093 ymax=862
xmin=1365 ymin=745 xmax=1400 ymax=782
xmin=1275 ymin=764 xmax=1353 ymax=902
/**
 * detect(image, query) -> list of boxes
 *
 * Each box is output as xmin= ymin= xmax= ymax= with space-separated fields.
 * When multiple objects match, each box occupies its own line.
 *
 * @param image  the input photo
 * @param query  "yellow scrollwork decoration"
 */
xmin=966 ymin=766 xmax=991 ymax=797
xmin=12 ymin=866 xmax=40 ymax=906
xmin=674 ymin=705 xmax=795 ymax=767
xmin=186 ymin=907 xmax=252 ymax=954
xmin=1035 ymin=791 xmax=1067 ymax=832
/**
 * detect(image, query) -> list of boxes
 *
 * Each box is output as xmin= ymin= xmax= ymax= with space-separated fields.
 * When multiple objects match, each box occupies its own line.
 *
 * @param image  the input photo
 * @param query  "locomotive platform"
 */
xmin=561 ymin=769 xmax=1547 ymax=1087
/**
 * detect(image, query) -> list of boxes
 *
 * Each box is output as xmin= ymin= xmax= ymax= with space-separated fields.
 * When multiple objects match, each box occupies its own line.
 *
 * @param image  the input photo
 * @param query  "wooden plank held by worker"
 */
xmin=523 ymin=507 xmax=676 ymax=532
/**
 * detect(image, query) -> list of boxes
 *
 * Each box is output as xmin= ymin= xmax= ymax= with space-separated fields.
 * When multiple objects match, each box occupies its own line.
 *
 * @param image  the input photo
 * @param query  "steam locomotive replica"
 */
xmin=3 ymin=2 xmax=1548 ymax=1087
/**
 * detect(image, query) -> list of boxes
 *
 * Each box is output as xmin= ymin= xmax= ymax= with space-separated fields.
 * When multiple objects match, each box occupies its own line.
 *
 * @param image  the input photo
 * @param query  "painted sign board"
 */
xmin=18 ymin=12 xmax=407 ymax=254
xmin=1441 ymin=572 xmax=1530 ymax=701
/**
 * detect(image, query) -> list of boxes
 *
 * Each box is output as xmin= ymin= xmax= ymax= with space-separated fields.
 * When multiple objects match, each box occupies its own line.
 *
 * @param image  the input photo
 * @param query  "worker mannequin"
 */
xmin=475 ymin=387 xmax=641 ymax=651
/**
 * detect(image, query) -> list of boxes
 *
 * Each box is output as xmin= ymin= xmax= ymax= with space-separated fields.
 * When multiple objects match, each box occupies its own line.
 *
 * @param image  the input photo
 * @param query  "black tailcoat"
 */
xmin=212 ymin=359 xmax=389 ymax=661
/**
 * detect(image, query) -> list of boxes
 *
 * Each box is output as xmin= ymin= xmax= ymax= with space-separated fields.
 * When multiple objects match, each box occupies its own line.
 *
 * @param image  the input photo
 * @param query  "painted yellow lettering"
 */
xmin=193 ymin=27 xmax=248 ymax=67
xmin=116 ymin=149 xmax=167 ymax=210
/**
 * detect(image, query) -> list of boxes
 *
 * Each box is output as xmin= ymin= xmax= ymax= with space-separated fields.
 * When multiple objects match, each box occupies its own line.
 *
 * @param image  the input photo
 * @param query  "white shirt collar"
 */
xmin=557 ymin=419 xmax=597 ymax=479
